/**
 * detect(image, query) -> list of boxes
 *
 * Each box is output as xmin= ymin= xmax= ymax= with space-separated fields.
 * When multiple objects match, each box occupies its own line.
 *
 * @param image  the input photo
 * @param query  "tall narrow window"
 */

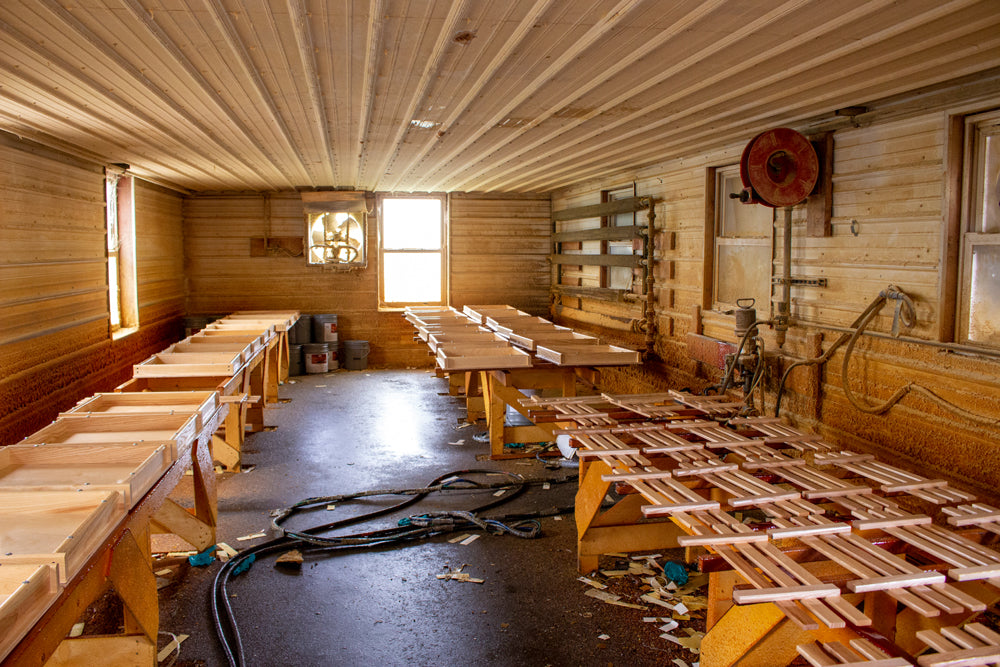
xmin=106 ymin=169 xmax=138 ymax=334
xmin=712 ymin=165 xmax=774 ymax=312
xmin=959 ymin=109 xmax=1000 ymax=347
xmin=379 ymin=195 xmax=446 ymax=308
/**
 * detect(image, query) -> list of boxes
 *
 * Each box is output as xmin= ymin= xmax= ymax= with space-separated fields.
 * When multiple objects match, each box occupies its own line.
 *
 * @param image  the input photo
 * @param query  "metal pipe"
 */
xmin=775 ymin=206 xmax=792 ymax=347
xmin=798 ymin=322 xmax=1000 ymax=359
xmin=644 ymin=197 xmax=656 ymax=355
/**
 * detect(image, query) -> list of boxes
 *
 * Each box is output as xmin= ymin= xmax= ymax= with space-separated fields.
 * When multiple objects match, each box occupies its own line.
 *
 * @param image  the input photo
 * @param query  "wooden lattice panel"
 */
xmin=599 ymin=392 xmax=695 ymax=419
xmin=668 ymin=390 xmax=743 ymax=416
xmin=826 ymin=455 xmax=976 ymax=505
xmin=833 ymin=495 xmax=1000 ymax=584
xmin=797 ymin=639 xmax=911 ymax=666
xmin=729 ymin=416 xmax=834 ymax=452
xmin=943 ymin=504 xmax=1000 ymax=536
xmin=770 ymin=515 xmax=984 ymax=618
xmin=916 ymin=623 xmax=1000 ymax=667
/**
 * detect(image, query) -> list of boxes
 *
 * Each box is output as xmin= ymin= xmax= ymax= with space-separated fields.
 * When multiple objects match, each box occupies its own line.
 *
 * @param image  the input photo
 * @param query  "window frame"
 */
xmin=707 ymin=164 xmax=774 ymax=314
xmin=105 ymin=169 xmax=138 ymax=336
xmin=377 ymin=193 xmax=448 ymax=310
xmin=956 ymin=108 xmax=1000 ymax=347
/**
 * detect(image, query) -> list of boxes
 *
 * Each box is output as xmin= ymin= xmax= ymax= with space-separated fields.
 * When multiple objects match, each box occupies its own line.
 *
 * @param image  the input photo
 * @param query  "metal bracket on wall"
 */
xmin=771 ymin=277 xmax=828 ymax=287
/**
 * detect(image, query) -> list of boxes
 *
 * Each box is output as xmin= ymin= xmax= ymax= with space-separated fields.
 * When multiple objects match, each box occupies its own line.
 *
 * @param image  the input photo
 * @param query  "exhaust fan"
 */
xmin=302 ymin=192 xmax=370 ymax=269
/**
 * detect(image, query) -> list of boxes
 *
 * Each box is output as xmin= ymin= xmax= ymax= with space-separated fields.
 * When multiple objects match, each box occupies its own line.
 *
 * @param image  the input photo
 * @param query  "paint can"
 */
xmin=303 ymin=343 xmax=329 ymax=374
xmin=342 ymin=340 xmax=369 ymax=370
xmin=311 ymin=314 xmax=338 ymax=344
xmin=289 ymin=315 xmax=312 ymax=345
xmin=288 ymin=344 xmax=304 ymax=376
xmin=505 ymin=389 xmax=537 ymax=426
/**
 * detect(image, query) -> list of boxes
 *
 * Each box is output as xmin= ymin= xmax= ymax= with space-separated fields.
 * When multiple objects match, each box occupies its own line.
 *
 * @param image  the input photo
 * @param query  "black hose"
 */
xmin=210 ymin=469 xmax=550 ymax=667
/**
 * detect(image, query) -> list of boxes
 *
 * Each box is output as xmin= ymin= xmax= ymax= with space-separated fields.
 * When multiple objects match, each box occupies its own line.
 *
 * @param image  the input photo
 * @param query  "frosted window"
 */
xmin=383 ymin=253 xmax=442 ymax=303
xmin=383 ymin=198 xmax=442 ymax=249
xmin=969 ymin=244 xmax=1000 ymax=345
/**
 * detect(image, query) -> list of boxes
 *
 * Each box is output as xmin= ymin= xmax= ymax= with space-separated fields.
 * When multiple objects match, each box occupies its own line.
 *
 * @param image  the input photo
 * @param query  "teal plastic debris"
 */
xmin=232 ymin=554 xmax=256 ymax=576
xmin=188 ymin=545 xmax=217 ymax=567
xmin=663 ymin=560 xmax=689 ymax=586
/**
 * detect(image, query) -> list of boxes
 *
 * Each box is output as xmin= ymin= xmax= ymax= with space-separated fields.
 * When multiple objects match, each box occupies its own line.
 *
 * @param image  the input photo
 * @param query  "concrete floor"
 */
xmin=158 ymin=369 xmax=680 ymax=666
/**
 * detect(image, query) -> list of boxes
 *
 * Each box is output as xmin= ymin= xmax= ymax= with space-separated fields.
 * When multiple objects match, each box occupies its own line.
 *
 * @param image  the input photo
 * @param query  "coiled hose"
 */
xmin=211 ymin=469 xmax=570 ymax=667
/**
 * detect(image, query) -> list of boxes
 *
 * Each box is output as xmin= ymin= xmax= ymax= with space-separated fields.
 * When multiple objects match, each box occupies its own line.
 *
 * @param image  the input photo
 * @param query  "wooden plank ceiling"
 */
xmin=0 ymin=0 xmax=998 ymax=194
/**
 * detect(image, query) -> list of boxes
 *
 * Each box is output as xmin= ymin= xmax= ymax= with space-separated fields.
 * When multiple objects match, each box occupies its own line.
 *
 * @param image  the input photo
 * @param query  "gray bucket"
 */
xmin=342 ymin=340 xmax=369 ymax=371
xmin=288 ymin=344 xmax=303 ymax=376
xmin=182 ymin=315 xmax=216 ymax=337
xmin=303 ymin=343 xmax=329 ymax=374
xmin=312 ymin=314 xmax=338 ymax=344
xmin=506 ymin=389 xmax=537 ymax=427
xmin=289 ymin=316 xmax=311 ymax=345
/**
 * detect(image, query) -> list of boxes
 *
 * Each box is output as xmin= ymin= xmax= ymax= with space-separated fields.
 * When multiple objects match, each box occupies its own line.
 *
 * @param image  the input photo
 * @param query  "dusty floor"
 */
xmin=153 ymin=369 xmax=704 ymax=667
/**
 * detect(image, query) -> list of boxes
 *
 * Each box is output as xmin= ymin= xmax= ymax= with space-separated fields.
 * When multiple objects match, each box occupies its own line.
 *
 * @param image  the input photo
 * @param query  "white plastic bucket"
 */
xmin=303 ymin=343 xmax=329 ymax=373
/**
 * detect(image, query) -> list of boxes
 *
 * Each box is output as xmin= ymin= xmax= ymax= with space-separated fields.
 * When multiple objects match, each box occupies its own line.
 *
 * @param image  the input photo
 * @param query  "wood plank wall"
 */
xmin=183 ymin=192 xmax=550 ymax=366
xmin=0 ymin=136 xmax=185 ymax=446
xmin=551 ymin=82 xmax=1000 ymax=499
xmin=449 ymin=192 xmax=550 ymax=314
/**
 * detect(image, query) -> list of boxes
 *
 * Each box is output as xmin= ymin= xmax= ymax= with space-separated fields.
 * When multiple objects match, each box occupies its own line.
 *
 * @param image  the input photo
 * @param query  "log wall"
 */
xmin=0 ymin=135 xmax=185 ymax=446
xmin=551 ymin=81 xmax=1000 ymax=499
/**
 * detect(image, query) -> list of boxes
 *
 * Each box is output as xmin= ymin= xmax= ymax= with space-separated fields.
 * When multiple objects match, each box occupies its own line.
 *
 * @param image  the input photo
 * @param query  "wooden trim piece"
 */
xmin=549 ymin=253 xmax=643 ymax=268
xmin=552 ymin=196 xmax=652 ymax=222
xmin=553 ymin=225 xmax=646 ymax=243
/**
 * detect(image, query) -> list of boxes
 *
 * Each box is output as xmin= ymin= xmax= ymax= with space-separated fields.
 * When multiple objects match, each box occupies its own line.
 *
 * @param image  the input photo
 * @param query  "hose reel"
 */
xmin=737 ymin=127 xmax=819 ymax=207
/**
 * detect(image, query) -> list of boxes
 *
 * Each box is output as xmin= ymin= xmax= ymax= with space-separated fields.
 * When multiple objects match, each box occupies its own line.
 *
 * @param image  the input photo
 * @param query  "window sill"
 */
xmin=112 ymin=326 xmax=139 ymax=341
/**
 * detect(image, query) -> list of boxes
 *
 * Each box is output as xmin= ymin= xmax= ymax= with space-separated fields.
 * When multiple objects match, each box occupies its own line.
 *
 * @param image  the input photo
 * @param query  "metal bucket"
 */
xmin=303 ymin=343 xmax=329 ymax=374
xmin=342 ymin=340 xmax=369 ymax=371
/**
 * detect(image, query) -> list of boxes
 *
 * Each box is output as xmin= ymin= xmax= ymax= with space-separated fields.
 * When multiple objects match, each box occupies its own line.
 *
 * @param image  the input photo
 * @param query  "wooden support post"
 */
xmin=150 ymin=498 xmax=214 ymax=552
xmin=265 ymin=338 xmax=279 ymax=404
xmin=190 ymin=432 xmax=218 ymax=540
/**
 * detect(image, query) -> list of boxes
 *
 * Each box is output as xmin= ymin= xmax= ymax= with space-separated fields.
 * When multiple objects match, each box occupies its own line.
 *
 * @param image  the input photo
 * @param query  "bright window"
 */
xmin=959 ymin=109 xmax=1000 ymax=346
xmin=379 ymin=196 xmax=446 ymax=307
xmin=604 ymin=185 xmax=637 ymax=291
xmin=106 ymin=170 xmax=138 ymax=333
xmin=712 ymin=165 xmax=773 ymax=311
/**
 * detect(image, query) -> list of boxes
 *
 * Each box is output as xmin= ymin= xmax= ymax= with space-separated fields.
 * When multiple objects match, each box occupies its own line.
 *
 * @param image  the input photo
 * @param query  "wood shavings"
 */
xmin=577 ymin=576 xmax=607 ymax=590
xmin=156 ymin=634 xmax=189 ymax=662
xmin=448 ymin=533 xmax=471 ymax=543
xmin=236 ymin=531 xmax=266 ymax=541
xmin=460 ymin=534 xmax=480 ymax=545
xmin=601 ymin=569 xmax=629 ymax=578
xmin=437 ymin=572 xmax=484 ymax=584
xmin=640 ymin=593 xmax=675 ymax=609
xmin=69 ymin=622 xmax=85 ymax=638
xmin=585 ymin=589 xmax=647 ymax=610
xmin=598 ymin=634 xmax=610 ymax=640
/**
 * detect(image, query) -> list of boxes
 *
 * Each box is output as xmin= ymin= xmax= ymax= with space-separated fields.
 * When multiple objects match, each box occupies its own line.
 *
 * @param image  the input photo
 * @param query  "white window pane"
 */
xmin=969 ymin=244 xmax=1000 ymax=345
xmin=716 ymin=243 xmax=771 ymax=308
xmin=108 ymin=254 xmax=121 ymax=328
xmin=980 ymin=132 xmax=1000 ymax=234
xmin=383 ymin=199 xmax=442 ymax=250
xmin=719 ymin=172 xmax=773 ymax=237
xmin=383 ymin=252 xmax=442 ymax=303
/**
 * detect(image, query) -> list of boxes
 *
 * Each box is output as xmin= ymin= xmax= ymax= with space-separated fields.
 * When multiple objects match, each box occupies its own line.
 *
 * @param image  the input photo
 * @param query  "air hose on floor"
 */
xmin=211 ymin=469 xmax=577 ymax=667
